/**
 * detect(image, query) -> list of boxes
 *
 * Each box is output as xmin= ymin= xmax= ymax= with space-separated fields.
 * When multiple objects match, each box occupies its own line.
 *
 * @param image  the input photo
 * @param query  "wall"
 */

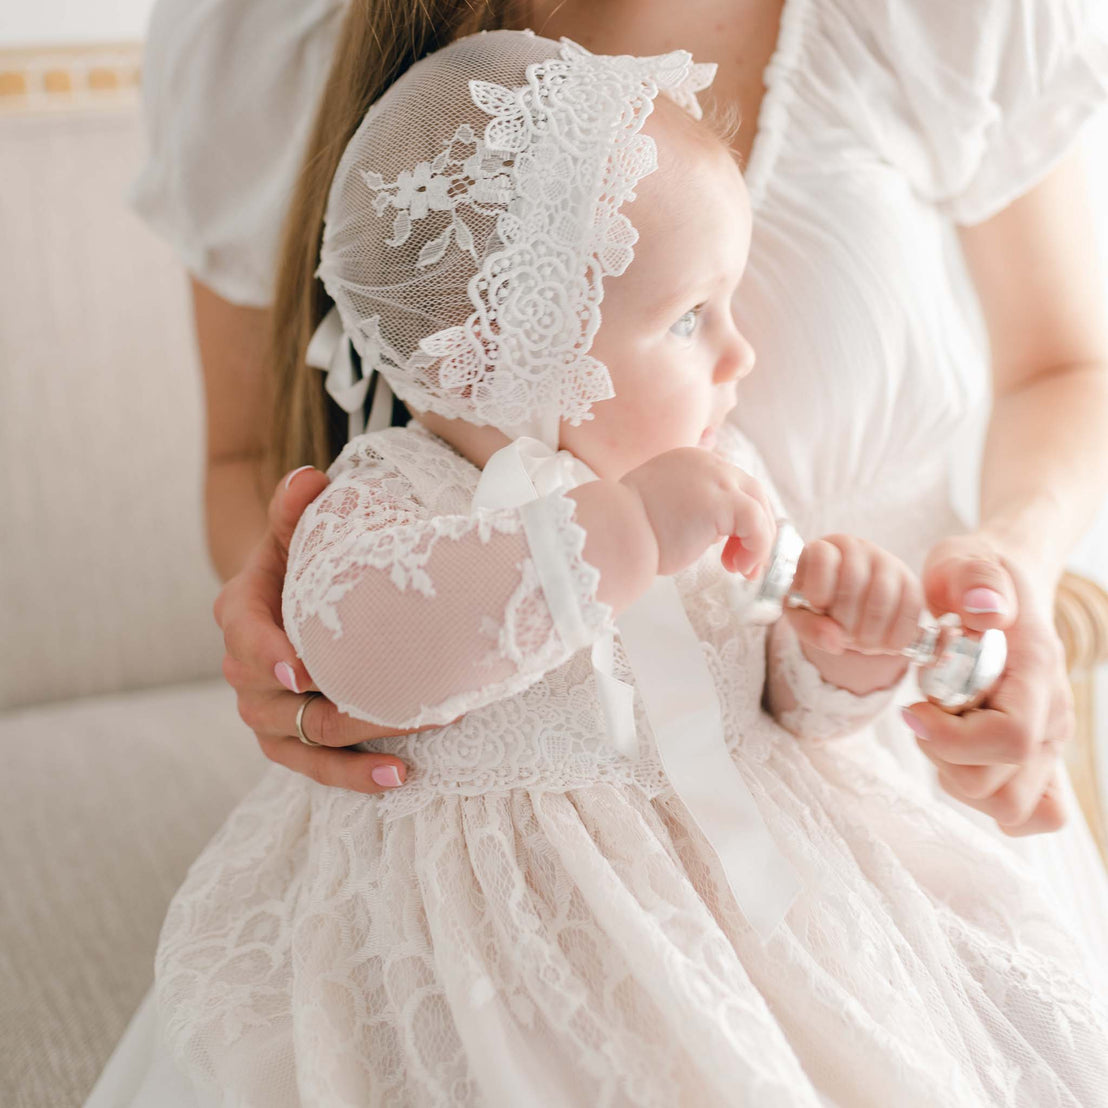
xmin=0 ymin=0 xmax=156 ymax=46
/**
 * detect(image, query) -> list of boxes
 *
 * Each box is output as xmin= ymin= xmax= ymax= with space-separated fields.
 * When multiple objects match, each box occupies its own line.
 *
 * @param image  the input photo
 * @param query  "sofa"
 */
xmin=1 ymin=41 xmax=1105 ymax=1108
xmin=0 ymin=45 xmax=265 ymax=1108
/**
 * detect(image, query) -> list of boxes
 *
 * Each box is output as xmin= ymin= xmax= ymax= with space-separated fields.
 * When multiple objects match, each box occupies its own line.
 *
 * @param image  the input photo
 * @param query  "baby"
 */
xmin=154 ymin=31 xmax=1108 ymax=1108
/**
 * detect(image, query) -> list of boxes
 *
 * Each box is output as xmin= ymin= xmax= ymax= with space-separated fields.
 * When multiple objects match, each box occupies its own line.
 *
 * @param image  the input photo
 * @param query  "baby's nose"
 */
xmin=735 ymin=335 xmax=757 ymax=379
xmin=717 ymin=332 xmax=757 ymax=383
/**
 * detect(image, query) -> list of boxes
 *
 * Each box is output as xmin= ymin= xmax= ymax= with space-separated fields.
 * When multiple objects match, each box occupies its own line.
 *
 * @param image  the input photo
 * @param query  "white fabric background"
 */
xmin=0 ymin=1 xmax=157 ymax=45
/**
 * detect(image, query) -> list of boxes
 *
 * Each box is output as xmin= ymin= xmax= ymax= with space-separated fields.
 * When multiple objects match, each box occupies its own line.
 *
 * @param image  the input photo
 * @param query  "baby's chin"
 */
xmin=569 ymin=435 xmax=715 ymax=483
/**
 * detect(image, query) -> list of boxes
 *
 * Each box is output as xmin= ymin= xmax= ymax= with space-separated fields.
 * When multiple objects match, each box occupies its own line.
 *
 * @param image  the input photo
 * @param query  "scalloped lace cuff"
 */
xmin=769 ymin=619 xmax=900 ymax=744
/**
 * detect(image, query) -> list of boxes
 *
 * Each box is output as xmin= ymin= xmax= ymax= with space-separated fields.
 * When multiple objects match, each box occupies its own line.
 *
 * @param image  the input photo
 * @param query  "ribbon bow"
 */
xmin=474 ymin=438 xmax=801 ymax=941
xmin=306 ymin=305 xmax=395 ymax=440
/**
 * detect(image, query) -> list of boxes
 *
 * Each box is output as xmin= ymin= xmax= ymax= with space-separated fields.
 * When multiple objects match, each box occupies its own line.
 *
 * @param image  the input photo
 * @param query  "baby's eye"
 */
xmin=669 ymin=306 xmax=703 ymax=339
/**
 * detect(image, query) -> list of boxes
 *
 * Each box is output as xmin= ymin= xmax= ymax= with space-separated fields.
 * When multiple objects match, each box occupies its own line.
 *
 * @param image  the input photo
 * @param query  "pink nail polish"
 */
xmin=964 ymin=587 xmax=1005 ymax=615
xmin=900 ymin=708 xmax=929 ymax=741
xmin=284 ymin=464 xmax=314 ymax=491
xmin=274 ymin=662 xmax=300 ymax=694
xmin=372 ymin=765 xmax=404 ymax=789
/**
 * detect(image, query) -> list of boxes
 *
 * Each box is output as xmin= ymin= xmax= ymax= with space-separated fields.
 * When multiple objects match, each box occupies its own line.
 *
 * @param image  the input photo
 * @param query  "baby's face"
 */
xmin=559 ymin=105 xmax=756 ymax=480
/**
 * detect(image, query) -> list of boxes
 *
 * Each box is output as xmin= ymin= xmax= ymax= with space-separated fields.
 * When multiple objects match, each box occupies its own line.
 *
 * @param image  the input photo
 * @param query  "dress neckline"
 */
xmin=744 ymin=0 xmax=809 ymax=210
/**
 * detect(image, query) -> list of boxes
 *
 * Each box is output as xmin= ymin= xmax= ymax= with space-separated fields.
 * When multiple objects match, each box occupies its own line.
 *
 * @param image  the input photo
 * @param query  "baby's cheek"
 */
xmin=628 ymin=408 xmax=692 ymax=455
xmin=654 ymin=400 xmax=706 ymax=451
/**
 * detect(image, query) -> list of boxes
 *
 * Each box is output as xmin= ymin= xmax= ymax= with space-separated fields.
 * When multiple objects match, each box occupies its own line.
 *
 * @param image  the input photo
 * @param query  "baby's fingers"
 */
xmin=784 ymin=608 xmax=847 ymax=653
xmin=742 ymin=478 xmax=779 ymax=573
xmin=887 ymin=574 xmax=925 ymax=654
xmin=821 ymin=535 xmax=869 ymax=636
xmin=855 ymin=562 xmax=908 ymax=647
xmin=793 ymin=539 xmax=841 ymax=611
xmin=721 ymin=484 xmax=776 ymax=576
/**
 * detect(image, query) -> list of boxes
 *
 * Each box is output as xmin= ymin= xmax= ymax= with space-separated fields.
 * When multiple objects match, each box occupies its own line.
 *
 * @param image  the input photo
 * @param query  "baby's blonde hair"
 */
xmin=702 ymin=99 xmax=744 ymax=157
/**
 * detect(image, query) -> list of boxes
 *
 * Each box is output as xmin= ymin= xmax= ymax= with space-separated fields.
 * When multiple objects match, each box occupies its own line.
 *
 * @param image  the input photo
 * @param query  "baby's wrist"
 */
xmin=569 ymin=480 xmax=659 ymax=611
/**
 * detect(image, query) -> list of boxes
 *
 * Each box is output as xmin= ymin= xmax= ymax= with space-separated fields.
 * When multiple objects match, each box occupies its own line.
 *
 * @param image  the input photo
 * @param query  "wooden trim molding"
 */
xmin=1055 ymin=571 xmax=1108 ymax=867
xmin=0 ymin=42 xmax=141 ymax=115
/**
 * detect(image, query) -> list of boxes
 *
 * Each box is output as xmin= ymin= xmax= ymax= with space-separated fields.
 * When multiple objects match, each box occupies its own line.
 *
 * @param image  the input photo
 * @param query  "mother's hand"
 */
xmin=213 ymin=465 xmax=411 ymax=794
xmin=901 ymin=536 xmax=1072 ymax=836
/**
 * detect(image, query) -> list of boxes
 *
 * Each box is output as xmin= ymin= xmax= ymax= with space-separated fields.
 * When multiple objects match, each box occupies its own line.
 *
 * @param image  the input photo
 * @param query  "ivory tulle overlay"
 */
xmin=152 ymin=424 xmax=1108 ymax=1107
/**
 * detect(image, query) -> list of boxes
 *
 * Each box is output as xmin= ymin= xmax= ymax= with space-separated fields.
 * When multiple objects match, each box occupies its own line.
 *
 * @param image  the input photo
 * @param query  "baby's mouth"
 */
xmin=698 ymin=426 xmax=716 ymax=448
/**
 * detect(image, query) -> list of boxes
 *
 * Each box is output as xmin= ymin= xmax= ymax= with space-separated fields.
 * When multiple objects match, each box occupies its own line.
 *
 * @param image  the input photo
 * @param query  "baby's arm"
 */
xmin=283 ymin=436 xmax=775 ymax=730
xmin=283 ymin=438 xmax=612 ymax=730
xmin=764 ymin=536 xmax=922 ymax=742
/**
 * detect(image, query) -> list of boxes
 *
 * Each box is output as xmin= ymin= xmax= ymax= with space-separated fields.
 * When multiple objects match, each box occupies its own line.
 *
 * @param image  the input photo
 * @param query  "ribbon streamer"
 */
xmin=473 ymin=438 xmax=801 ymax=941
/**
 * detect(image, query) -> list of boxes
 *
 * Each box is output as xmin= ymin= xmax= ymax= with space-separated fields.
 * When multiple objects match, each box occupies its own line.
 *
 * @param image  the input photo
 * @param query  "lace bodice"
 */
xmin=282 ymin=423 xmax=897 ymax=820
xmin=159 ymin=420 xmax=1108 ymax=1106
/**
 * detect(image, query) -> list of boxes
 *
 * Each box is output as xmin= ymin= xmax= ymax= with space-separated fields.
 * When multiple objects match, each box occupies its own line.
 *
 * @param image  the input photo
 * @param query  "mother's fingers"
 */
xmin=901 ymin=699 xmax=1038 ymax=766
xmin=902 ymin=640 xmax=1060 ymax=766
xmin=935 ymin=749 xmax=1066 ymax=832
xmin=921 ymin=541 xmax=1018 ymax=634
xmin=914 ymin=739 xmax=1018 ymax=799
xmin=218 ymin=584 xmax=314 ymax=696
xmin=294 ymin=692 xmax=426 ymax=749
xmin=239 ymin=686 xmax=415 ymax=750
xmin=269 ymin=465 xmax=330 ymax=555
xmin=997 ymin=767 xmax=1068 ymax=837
xmin=257 ymin=732 xmax=408 ymax=795
xmin=243 ymin=688 xmax=414 ymax=794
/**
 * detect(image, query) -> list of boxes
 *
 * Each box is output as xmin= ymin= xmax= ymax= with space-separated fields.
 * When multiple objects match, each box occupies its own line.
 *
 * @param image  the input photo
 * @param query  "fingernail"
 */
xmin=900 ymin=708 xmax=929 ymax=741
xmin=964 ymin=587 xmax=1005 ymax=615
xmin=371 ymin=765 xmax=404 ymax=789
xmin=284 ymin=464 xmax=315 ymax=490
xmin=274 ymin=661 xmax=300 ymax=694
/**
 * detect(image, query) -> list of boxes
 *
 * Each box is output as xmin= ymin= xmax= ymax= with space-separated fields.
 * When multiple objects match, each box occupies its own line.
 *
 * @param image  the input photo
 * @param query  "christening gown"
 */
xmin=148 ymin=420 xmax=1108 ymax=1107
xmin=85 ymin=1 xmax=1108 ymax=1106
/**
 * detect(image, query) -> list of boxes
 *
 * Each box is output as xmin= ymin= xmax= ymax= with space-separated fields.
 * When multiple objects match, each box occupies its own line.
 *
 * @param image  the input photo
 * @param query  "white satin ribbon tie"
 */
xmin=306 ymin=305 xmax=396 ymax=439
xmin=473 ymin=438 xmax=801 ymax=941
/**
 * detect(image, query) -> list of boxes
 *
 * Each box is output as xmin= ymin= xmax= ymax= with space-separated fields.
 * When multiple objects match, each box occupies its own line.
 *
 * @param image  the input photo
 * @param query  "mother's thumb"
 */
xmin=927 ymin=555 xmax=1017 ymax=632
xmin=270 ymin=465 xmax=329 ymax=548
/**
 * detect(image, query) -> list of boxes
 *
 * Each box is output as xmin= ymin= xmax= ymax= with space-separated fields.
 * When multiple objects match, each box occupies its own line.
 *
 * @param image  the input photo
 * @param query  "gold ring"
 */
xmin=295 ymin=692 xmax=324 ymax=746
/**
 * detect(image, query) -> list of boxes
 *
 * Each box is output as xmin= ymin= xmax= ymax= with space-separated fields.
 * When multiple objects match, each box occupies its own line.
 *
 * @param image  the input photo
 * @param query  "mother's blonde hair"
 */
xmin=266 ymin=0 xmax=517 ymax=487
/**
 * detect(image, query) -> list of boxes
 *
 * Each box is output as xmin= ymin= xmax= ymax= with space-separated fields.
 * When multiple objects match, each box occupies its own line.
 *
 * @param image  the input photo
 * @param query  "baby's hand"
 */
xmin=786 ymin=535 xmax=923 ymax=657
xmin=619 ymin=448 xmax=777 ymax=578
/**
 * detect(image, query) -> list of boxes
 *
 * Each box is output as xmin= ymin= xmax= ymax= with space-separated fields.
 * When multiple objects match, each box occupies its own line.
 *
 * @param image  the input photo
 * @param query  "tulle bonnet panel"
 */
xmin=316 ymin=29 xmax=718 ymax=449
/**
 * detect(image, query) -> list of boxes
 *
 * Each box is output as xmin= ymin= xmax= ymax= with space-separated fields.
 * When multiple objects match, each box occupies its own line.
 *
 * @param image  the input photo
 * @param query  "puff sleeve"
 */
xmin=130 ymin=0 xmax=347 ymax=305
xmin=837 ymin=0 xmax=1108 ymax=225
xmin=281 ymin=436 xmax=613 ymax=730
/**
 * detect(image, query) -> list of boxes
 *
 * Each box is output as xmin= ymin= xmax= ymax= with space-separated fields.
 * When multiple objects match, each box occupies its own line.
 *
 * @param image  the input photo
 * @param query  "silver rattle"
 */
xmin=740 ymin=521 xmax=1007 ymax=713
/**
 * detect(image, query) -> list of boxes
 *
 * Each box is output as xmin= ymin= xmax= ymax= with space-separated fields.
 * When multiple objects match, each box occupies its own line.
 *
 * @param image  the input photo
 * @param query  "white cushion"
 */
xmin=0 ymin=679 xmax=264 ymax=1108
xmin=0 ymin=102 xmax=222 ymax=711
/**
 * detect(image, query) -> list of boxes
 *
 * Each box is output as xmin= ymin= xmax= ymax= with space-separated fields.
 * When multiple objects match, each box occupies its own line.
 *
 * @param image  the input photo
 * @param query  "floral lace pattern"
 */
xmin=283 ymin=424 xmax=613 ymax=731
xmin=158 ymin=423 xmax=1108 ymax=1104
xmin=317 ymin=33 xmax=717 ymax=444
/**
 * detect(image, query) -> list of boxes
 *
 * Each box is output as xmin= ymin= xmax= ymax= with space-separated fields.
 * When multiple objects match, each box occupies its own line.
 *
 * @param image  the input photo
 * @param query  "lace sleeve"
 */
xmin=281 ymin=441 xmax=613 ymax=729
xmin=764 ymin=619 xmax=900 ymax=745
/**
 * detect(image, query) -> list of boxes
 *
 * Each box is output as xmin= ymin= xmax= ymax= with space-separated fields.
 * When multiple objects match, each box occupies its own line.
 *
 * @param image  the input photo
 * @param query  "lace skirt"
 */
xmin=154 ymin=730 xmax=1108 ymax=1108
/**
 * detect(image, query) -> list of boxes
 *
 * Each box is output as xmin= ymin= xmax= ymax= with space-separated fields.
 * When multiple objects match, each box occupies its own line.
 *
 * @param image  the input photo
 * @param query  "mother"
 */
xmin=136 ymin=0 xmax=1108 ymax=948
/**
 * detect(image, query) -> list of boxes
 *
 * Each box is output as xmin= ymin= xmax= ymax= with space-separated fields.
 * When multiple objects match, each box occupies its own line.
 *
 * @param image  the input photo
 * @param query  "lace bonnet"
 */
xmin=315 ymin=30 xmax=716 ymax=448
